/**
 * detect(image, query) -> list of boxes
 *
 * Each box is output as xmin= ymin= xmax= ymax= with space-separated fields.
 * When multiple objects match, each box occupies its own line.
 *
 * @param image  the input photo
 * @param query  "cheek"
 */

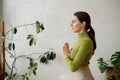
xmin=72 ymin=24 xmax=81 ymax=32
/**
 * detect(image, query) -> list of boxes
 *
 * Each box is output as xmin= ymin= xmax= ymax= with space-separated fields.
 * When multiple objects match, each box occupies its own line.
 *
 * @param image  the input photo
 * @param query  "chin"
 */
xmin=72 ymin=29 xmax=78 ymax=33
xmin=72 ymin=30 xmax=77 ymax=33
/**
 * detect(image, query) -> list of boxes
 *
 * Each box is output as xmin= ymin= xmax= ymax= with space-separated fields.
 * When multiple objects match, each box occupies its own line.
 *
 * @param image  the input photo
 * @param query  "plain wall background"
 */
xmin=1 ymin=0 xmax=120 ymax=80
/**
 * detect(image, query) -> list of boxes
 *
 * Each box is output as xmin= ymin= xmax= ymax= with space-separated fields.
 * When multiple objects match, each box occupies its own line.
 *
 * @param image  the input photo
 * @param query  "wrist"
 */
xmin=64 ymin=56 xmax=69 ymax=58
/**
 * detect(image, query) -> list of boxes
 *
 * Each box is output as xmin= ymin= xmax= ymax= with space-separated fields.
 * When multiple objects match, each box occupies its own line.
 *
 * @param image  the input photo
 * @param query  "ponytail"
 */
xmin=87 ymin=26 xmax=96 ymax=51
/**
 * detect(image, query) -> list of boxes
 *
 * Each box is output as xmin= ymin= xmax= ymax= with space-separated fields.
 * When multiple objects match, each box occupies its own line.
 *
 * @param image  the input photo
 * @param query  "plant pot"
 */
xmin=105 ymin=66 xmax=119 ymax=79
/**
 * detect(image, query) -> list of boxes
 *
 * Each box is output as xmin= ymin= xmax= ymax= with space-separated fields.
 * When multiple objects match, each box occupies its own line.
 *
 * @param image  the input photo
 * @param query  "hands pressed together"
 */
xmin=63 ymin=42 xmax=71 ymax=58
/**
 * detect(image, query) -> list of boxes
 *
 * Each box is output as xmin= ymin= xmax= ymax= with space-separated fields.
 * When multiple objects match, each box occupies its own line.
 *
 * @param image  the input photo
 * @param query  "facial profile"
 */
xmin=70 ymin=15 xmax=86 ymax=33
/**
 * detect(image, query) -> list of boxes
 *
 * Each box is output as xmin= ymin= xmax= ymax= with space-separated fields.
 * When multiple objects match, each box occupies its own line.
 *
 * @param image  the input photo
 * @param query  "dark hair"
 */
xmin=74 ymin=11 xmax=96 ymax=51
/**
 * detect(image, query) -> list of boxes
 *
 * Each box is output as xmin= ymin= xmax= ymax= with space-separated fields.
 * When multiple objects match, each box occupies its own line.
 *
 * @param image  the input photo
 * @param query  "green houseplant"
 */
xmin=0 ymin=21 xmax=56 ymax=80
xmin=97 ymin=51 xmax=120 ymax=80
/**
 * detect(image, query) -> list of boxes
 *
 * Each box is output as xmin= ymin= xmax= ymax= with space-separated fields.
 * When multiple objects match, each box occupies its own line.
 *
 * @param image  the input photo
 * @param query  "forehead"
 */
xmin=72 ymin=15 xmax=79 ymax=21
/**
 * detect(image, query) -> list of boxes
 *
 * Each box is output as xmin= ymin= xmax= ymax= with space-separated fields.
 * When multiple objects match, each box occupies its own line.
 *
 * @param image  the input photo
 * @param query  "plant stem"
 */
xmin=9 ymin=53 xmax=40 ymax=79
xmin=5 ymin=23 xmax=35 ymax=36
xmin=10 ymin=58 xmax=16 ymax=79
xmin=5 ymin=59 xmax=12 ymax=71
xmin=5 ymin=48 xmax=15 ymax=59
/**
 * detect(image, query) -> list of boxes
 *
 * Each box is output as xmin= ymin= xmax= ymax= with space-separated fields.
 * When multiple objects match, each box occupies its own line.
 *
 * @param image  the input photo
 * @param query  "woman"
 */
xmin=59 ymin=11 xmax=96 ymax=80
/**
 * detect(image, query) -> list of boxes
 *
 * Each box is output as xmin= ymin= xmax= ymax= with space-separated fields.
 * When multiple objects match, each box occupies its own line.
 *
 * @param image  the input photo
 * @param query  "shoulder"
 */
xmin=81 ymin=37 xmax=93 ymax=47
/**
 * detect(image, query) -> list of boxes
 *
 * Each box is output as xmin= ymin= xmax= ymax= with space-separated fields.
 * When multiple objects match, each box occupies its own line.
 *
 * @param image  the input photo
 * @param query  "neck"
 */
xmin=78 ymin=28 xmax=87 ymax=34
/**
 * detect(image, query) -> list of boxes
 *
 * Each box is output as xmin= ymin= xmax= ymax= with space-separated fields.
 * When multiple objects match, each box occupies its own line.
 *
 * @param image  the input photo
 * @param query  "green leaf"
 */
xmin=12 ymin=27 xmax=17 ymax=34
xmin=33 ymin=70 xmax=36 ymax=75
xmin=116 ymin=76 xmax=120 ymax=80
xmin=36 ymin=21 xmax=45 ymax=33
xmin=52 ymin=53 xmax=56 ymax=60
xmin=27 ymin=35 xmax=36 ymax=46
xmin=111 ymin=51 xmax=120 ymax=72
xmin=36 ymin=21 xmax=40 ymax=27
xmin=40 ymin=56 xmax=47 ymax=64
xmin=13 ymin=73 xmax=17 ymax=77
xmin=8 ymin=43 xmax=12 ymax=51
xmin=30 ymin=62 xmax=33 ymax=67
xmin=50 ymin=52 xmax=56 ymax=60
xmin=33 ymin=38 xmax=36 ymax=45
xmin=12 ymin=43 xmax=15 ymax=50
xmin=47 ymin=53 xmax=51 ymax=60
xmin=36 ymin=27 xmax=40 ymax=33
xmin=28 ymin=67 xmax=31 ymax=70
xmin=29 ymin=38 xmax=34 ymax=46
xmin=107 ymin=75 xmax=116 ymax=80
xmin=50 ymin=52 xmax=53 ymax=60
xmin=34 ymin=63 xmax=38 ymax=67
xmin=8 ymin=43 xmax=15 ymax=51
xmin=26 ymin=77 xmax=29 ymax=80
xmin=97 ymin=58 xmax=107 ymax=73
xmin=27 ymin=35 xmax=33 ymax=39
xmin=29 ymin=58 xmax=33 ymax=67
xmin=40 ymin=24 xmax=45 ymax=30
xmin=30 ymin=58 xmax=33 ymax=62
xmin=34 ymin=67 xmax=37 ymax=70
xmin=36 ymin=21 xmax=41 ymax=33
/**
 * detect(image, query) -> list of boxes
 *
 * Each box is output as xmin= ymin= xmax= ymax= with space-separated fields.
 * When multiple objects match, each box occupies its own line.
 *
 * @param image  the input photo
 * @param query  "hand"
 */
xmin=63 ymin=42 xmax=70 ymax=58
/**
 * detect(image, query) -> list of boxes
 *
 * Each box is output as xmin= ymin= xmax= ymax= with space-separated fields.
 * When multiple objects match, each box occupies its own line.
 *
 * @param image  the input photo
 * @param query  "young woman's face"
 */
xmin=70 ymin=15 xmax=82 ymax=33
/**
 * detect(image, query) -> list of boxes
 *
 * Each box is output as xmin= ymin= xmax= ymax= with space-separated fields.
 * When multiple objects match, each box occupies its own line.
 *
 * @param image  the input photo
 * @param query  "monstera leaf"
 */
xmin=111 ymin=51 xmax=120 ymax=73
xmin=97 ymin=58 xmax=108 ymax=73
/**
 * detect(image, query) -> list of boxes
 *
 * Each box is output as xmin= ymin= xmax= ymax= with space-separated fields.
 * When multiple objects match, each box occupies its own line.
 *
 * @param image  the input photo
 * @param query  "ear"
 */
xmin=81 ymin=21 xmax=86 ymax=28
